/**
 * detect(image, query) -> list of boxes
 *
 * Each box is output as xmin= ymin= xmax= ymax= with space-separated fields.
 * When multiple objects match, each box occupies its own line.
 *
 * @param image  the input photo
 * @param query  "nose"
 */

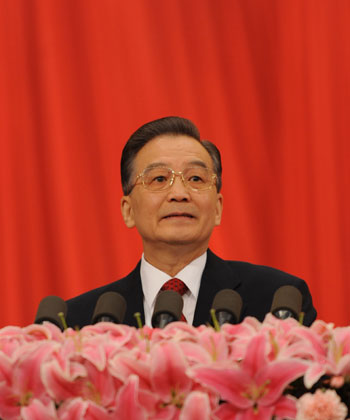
xmin=166 ymin=173 xmax=190 ymax=201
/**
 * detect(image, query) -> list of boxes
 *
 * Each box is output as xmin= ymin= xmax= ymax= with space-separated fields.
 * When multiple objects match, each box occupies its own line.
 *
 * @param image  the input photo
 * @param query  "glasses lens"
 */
xmin=143 ymin=167 xmax=172 ymax=191
xmin=184 ymin=167 xmax=214 ymax=190
xmin=141 ymin=166 xmax=216 ymax=191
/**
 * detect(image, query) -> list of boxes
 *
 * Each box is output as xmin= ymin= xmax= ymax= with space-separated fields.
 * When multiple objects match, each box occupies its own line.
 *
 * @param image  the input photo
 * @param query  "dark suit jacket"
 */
xmin=66 ymin=249 xmax=317 ymax=329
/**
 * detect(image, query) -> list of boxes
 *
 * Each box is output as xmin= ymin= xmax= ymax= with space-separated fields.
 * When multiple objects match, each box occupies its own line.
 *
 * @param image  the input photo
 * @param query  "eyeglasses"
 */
xmin=132 ymin=166 xmax=217 ymax=192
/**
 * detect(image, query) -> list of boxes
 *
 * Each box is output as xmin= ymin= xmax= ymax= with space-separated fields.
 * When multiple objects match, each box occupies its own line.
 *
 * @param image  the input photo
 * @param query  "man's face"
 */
xmin=121 ymin=135 xmax=223 ymax=252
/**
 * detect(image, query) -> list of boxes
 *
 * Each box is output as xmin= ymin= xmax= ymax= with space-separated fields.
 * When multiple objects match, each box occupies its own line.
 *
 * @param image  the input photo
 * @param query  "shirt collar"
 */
xmin=141 ymin=251 xmax=207 ymax=309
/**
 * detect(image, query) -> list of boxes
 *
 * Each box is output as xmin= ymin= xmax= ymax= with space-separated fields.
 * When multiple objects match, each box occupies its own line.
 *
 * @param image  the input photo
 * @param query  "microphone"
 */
xmin=270 ymin=285 xmax=302 ymax=321
xmin=35 ymin=295 xmax=67 ymax=330
xmin=152 ymin=290 xmax=183 ymax=328
xmin=91 ymin=292 xmax=127 ymax=324
xmin=211 ymin=289 xmax=243 ymax=325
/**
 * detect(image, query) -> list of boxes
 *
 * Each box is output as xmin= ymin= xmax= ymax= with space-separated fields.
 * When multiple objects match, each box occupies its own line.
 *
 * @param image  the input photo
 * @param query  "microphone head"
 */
xmin=270 ymin=285 xmax=302 ymax=320
xmin=211 ymin=289 xmax=243 ymax=324
xmin=91 ymin=291 xmax=127 ymax=324
xmin=152 ymin=290 xmax=184 ymax=328
xmin=35 ymin=295 xmax=67 ymax=330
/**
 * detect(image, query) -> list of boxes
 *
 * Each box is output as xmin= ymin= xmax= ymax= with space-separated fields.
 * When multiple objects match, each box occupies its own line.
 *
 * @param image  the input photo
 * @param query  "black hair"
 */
xmin=121 ymin=116 xmax=222 ymax=195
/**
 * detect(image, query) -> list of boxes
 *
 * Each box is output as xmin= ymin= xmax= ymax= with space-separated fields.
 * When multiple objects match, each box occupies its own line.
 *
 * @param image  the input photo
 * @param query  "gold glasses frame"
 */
xmin=132 ymin=166 xmax=217 ymax=193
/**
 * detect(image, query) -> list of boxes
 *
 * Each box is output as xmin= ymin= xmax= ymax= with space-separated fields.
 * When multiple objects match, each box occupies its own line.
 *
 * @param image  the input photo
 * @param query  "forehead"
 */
xmin=133 ymin=135 xmax=213 ymax=172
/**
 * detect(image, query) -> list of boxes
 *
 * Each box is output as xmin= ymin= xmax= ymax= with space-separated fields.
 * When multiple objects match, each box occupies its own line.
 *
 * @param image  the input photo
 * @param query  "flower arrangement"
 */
xmin=0 ymin=314 xmax=349 ymax=420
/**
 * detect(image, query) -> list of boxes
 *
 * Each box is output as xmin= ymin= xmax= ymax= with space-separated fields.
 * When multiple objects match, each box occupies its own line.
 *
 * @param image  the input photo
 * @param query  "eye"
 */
xmin=144 ymin=168 xmax=171 ymax=187
xmin=153 ymin=175 xmax=167 ymax=183
xmin=186 ymin=167 xmax=209 ymax=184
xmin=189 ymin=175 xmax=204 ymax=183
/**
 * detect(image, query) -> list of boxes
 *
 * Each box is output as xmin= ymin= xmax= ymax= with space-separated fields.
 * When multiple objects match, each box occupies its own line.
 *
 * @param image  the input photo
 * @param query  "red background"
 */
xmin=0 ymin=0 xmax=349 ymax=327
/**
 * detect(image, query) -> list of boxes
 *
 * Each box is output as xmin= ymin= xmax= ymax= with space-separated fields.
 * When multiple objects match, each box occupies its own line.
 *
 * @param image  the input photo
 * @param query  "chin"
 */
xmin=159 ymin=234 xmax=195 ymax=245
xmin=164 ymin=235 xmax=206 ymax=247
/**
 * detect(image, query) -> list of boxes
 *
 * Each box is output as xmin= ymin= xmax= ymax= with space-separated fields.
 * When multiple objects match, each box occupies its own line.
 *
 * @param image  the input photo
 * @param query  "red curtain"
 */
xmin=0 ymin=0 xmax=349 ymax=327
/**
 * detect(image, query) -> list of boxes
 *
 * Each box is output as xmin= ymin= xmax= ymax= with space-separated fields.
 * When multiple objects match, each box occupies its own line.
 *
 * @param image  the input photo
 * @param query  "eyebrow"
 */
xmin=188 ymin=160 xmax=209 ymax=169
xmin=144 ymin=160 xmax=209 ymax=171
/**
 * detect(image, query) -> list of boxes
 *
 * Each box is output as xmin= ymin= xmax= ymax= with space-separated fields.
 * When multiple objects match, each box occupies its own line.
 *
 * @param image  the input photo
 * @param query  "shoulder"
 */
xmin=207 ymin=249 xmax=302 ymax=285
xmin=65 ymin=263 xmax=141 ymax=328
xmin=66 ymin=269 xmax=137 ymax=305
xmin=222 ymin=258 xmax=309 ymax=296
xmin=231 ymin=260 xmax=303 ymax=284
xmin=205 ymin=250 xmax=316 ymax=325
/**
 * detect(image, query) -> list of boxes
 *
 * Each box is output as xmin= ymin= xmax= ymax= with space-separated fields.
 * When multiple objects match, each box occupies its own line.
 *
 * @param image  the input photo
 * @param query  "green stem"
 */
xmin=58 ymin=312 xmax=68 ymax=330
xmin=210 ymin=308 xmax=220 ymax=332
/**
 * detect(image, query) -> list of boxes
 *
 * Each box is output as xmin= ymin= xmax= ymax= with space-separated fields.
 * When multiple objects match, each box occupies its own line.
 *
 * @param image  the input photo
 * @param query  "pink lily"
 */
xmin=151 ymin=322 xmax=199 ymax=344
xmin=258 ymin=318 xmax=320 ymax=363
xmin=0 ymin=341 xmax=56 ymax=420
xmin=178 ymin=328 xmax=230 ymax=368
xmin=109 ymin=349 xmax=152 ymax=389
xmin=180 ymin=391 xmax=211 ymax=420
xmin=323 ymin=327 xmax=350 ymax=379
xmin=309 ymin=319 xmax=335 ymax=341
xmin=113 ymin=339 xmax=212 ymax=419
xmin=57 ymin=397 xmax=112 ymax=420
xmin=150 ymin=340 xmax=193 ymax=404
xmin=0 ymin=326 xmax=41 ymax=359
xmin=295 ymin=325 xmax=350 ymax=389
xmin=41 ymin=335 xmax=121 ymax=410
xmin=80 ymin=322 xmax=138 ymax=350
xmin=221 ymin=316 xmax=262 ymax=361
xmin=42 ymin=356 xmax=118 ymax=409
xmin=196 ymin=329 xmax=229 ymax=363
xmin=109 ymin=349 xmax=165 ymax=416
xmin=291 ymin=326 xmax=335 ymax=388
xmin=114 ymin=375 xmax=146 ymax=420
xmin=23 ymin=322 xmax=63 ymax=343
xmin=21 ymin=399 xmax=57 ymax=420
xmin=150 ymin=340 xmax=219 ymax=419
xmin=192 ymin=333 xmax=307 ymax=420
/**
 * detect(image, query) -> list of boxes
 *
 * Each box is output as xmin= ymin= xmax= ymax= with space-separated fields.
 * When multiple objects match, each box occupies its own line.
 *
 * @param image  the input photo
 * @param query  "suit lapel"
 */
xmin=193 ymin=250 xmax=241 ymax=326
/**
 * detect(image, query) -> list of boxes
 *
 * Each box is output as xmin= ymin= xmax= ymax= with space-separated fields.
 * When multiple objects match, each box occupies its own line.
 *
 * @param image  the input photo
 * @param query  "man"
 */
xmin=66 ymin=116 xmax=316 ymax=328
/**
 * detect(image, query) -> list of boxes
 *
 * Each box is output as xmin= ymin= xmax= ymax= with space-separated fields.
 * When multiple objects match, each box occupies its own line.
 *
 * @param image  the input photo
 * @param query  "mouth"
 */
xmin=162 ymin=213 xmax=195 ymax=219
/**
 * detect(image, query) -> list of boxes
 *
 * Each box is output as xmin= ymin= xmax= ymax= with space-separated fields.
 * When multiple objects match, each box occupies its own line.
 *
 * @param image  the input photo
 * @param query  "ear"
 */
xmin=214 ymin=193 xmax=223 ymax=226
xmin=120 ymin=195 xmax=136 ymax=228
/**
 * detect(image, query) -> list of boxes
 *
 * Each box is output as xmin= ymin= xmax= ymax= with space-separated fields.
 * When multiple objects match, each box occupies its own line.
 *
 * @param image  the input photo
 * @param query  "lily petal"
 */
xmin=180 ymin=391 xmax=211 ymax=420
xmin=114 ymin=375 xmax=146 ymax=420
xmin=191 ymin=366 xmax=252 ymax=409
xmin=150 ymin=341 xmax=192 ymax=400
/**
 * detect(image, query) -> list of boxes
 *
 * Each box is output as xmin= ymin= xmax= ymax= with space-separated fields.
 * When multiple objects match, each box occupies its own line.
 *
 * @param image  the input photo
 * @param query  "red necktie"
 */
xmin=161 ymin=278 xmax=188 ymax=322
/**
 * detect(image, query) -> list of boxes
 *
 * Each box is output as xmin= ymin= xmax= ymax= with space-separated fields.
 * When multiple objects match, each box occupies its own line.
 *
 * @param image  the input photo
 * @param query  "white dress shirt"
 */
xmin=140 ymin=251 xmax=207 ymax=327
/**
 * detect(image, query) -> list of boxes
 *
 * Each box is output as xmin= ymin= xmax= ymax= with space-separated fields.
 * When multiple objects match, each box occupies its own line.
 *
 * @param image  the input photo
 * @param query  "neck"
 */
xmin=143 ymin=243 xmax=208 ymax=277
